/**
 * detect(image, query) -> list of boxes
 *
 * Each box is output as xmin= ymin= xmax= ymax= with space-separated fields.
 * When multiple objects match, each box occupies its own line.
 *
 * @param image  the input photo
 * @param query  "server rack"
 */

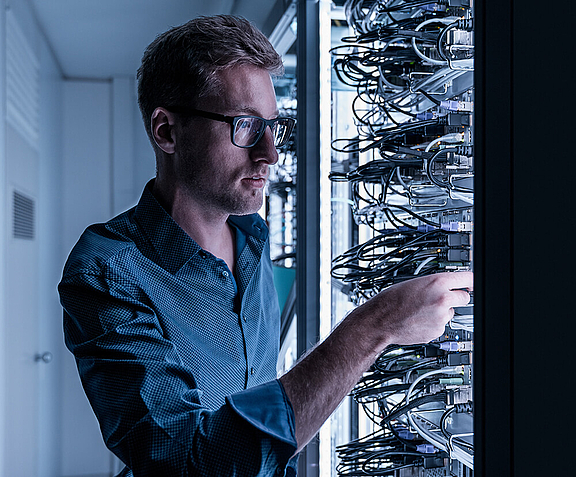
xmin=288 ymin=0 xmax=576 ymax=476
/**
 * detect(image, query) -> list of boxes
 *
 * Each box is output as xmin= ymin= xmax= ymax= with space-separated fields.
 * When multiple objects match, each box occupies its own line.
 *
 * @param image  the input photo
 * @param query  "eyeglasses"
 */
xmin=171 ymin=107 xmax=296 ymax=149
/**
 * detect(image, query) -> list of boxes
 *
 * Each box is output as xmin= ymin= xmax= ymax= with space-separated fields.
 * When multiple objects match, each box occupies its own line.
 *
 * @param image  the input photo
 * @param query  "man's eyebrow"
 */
xmin=231 ymin=105 xmax=280 ymax=118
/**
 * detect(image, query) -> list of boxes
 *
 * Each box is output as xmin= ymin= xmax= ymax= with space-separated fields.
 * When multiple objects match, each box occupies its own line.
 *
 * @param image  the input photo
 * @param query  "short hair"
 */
xmin=137 ymin=15 xmax=284 ymax=143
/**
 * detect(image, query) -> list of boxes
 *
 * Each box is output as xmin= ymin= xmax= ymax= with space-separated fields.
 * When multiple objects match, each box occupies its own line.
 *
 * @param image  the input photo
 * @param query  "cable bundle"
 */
xmin=330 ymin=0 xmax=475 ymax=274
xmin=337 ymin=344 xmax=473 ymax=475
xmin=331 ymin=228 xmax=471 ymax=300
xmin=331 ymin=1 xmax=475 ymax=474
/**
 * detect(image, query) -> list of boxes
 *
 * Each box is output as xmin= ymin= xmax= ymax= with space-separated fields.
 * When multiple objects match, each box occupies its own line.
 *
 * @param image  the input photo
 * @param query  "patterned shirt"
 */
xmin=59 ymin=181 xmax=297 ymax=476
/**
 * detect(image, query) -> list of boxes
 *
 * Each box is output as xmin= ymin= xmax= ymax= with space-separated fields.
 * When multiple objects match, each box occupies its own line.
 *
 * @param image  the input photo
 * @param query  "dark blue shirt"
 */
xmin=59 ymin=182 xmax=297 ymax=476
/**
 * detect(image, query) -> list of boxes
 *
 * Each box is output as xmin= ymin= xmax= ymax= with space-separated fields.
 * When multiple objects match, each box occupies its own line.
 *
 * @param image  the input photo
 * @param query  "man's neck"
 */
xmin=152 ymin=180 xmax=236 ymax=272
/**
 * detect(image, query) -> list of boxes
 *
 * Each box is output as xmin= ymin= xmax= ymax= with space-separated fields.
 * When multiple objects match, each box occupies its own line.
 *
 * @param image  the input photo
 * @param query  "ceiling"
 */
xmin=28 ymin=0 xmax=288 ymax=79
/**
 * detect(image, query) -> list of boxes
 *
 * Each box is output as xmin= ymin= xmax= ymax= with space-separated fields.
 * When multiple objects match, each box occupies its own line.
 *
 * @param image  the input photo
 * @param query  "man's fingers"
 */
xmin=450 ymin=288 xmax=472 ymax=307
xmin=436 ymin=270 xmax=474 ymax=291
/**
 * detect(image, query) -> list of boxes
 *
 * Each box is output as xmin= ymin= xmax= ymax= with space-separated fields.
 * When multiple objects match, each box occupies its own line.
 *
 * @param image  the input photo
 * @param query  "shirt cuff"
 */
xmin=226 ymin=379 xmax=297 ymax=449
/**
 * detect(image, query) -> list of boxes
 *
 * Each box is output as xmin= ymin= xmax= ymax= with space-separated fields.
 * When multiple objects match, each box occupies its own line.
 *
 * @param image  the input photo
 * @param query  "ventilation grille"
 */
xmin=6 ymin=10 xmax=40 ymax=148
xmin=13 ymin=191 xmax=35 ymax=240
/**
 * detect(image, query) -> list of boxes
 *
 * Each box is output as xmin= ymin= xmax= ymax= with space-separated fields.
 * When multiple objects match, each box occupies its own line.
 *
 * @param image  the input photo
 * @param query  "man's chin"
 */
xmin=228 ymin=195 xmax=264 ymax=217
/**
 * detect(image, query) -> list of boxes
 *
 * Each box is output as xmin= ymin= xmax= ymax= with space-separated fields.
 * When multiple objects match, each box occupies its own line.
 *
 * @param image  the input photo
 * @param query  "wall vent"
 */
xmin=13 ymin=191 xmax=35 ymax=240
xmin=6 ymin=10 xmax=40 ymax=149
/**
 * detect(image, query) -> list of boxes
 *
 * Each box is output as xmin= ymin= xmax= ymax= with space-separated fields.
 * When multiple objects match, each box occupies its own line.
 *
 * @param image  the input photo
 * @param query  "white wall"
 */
xmin=0 ymin=1 xmax=7 ymax=472
xmin=0 ymin=3 xmax=154 ymax=474
xmin=134 ymin=88 xmax=156 ymax=190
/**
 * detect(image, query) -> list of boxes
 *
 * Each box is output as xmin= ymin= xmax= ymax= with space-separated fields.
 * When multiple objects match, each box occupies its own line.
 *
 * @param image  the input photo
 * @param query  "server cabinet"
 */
xmin=289 ymin=1 xmax=576 ymax=476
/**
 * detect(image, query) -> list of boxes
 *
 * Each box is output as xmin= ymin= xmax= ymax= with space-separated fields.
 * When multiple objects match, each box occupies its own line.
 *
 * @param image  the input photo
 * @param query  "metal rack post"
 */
xmin=296 ymin=0 xmax=321 ymax=475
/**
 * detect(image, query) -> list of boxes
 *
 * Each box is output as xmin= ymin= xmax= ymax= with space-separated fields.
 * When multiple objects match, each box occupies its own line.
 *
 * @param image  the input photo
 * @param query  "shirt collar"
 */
xmin=133 ymin=180 xmax=268 ymax=274
xmin=228 ymin=213 xmax=269 ymax=242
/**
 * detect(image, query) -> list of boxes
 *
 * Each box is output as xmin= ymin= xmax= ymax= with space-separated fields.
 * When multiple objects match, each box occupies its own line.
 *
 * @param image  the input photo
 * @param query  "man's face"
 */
xmin=174 ymin=64 xmax=279 ymax=216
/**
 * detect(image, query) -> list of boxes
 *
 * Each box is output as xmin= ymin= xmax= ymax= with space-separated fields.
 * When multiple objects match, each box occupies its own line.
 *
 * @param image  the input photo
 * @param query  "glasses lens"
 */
xmin=272 ymin=118 xmax=295 ymax=147
xmin=233 ymin=116 xmax=295 ymax=148
xmin=233 ymin=117 xmax=265 ymax=147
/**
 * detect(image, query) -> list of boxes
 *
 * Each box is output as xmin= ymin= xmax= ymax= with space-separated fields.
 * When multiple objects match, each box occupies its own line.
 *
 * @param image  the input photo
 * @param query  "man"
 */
xmin=59 ymin=15 xmax=472 ymax=476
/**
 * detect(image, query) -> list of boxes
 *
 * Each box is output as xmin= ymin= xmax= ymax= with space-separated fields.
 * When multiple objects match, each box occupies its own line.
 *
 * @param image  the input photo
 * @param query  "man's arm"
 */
xmin=279 ymin=271 xmax=473 ymax=453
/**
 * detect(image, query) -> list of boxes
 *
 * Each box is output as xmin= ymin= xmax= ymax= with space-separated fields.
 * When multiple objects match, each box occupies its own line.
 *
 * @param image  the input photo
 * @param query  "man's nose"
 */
xmin=250 ymin=127 xmax=279 ymax=165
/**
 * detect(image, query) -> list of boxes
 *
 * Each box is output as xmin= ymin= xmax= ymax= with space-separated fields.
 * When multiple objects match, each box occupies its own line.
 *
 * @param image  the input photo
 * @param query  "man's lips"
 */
xmin=242 ymin=176 xmax=267 ymax=188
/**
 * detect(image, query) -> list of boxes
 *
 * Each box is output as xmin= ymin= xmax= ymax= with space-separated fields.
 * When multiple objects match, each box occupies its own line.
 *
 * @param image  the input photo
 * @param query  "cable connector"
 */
xmin=446 ymin=113 xmax=472 ymax=126
xmin=439 ymin=352 xmax=471 ymax=366
xmin=417 ymin=444 xmax=437 ymax=454
xmin=437 ymin=0 xmax=471 ymax=7
xmin=462 ymin=365 xmax=472 ymax=384
xmin=424 ymin=344 xmax=445 ymax=357
xmin=454 ymin=401 xmax=474 ymax=413
xmin=441 ymin=100 xmax=474 ymax=112
xmin=439 ymin=341 xmax=459 ymax=352
xmin=457 ymin=17 xmax=474 ymax=31
xmin=446 ymin=248 xmax=471 ymax=262
xmin=420 ymin=3 xmax=447 ymax=12
xmin=439 ymin=377 xmax=464 ymax=385
xmin=446 ymin=233 xmax=471 ymax=247
xmin=457 ymin=341 xmax=473 ymax=351
xmin=447 ymin=152 xmax=473 ymax=168
xmin=441 ymin=222 xmax=460 ymax=232
xmin=398 ymin=430 xmax=417 ymax=440
xmin=423 ymin=453 xmax=449 ymax=469
xmin=416 ymin=112 xmax=435 ymax=121
xmin=442 ymin=132 xmax=465 ymax=143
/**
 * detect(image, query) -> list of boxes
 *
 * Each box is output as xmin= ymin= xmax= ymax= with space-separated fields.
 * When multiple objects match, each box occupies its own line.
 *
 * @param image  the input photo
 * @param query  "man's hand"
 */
xmin=280 ymin=271 xmax=473 ymax=453
xmin=353 ymin=271 xmax=473 ymax=348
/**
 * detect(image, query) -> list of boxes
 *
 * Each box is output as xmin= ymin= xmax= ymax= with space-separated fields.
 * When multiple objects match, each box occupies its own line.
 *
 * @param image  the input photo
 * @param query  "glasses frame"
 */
xmin=170 ymin=107 xmax=296 ymax=149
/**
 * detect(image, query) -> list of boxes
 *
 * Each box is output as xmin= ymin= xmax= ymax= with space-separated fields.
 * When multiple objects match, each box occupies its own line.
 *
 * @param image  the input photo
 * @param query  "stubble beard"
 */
xmin=181 ymin=165 xmax=265 ymax=216
xmin=178 ymin=137 xmax=266 ymax=216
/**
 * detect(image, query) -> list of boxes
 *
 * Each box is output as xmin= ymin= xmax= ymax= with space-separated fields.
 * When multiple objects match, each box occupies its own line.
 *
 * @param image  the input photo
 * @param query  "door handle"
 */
xmin=34 ymin=352 xmax=53 ymax=364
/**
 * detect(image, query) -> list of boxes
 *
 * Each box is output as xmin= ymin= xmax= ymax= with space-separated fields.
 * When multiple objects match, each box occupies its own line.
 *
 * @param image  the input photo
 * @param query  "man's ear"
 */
xmin=151 ymin=107 xmax=177 ymax=154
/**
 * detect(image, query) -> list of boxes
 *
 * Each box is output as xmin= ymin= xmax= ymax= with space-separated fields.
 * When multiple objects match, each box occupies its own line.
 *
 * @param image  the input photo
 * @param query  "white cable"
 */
xmin=412 ymin=17 xmax=460 ymax=65
xmin=406 ymin=366 xmax=460 ymax=404
xmin=414 ymin=256 xmax=436 ymax=275
xmin=405 ymin=367 xmax=474 ymax=468
xmin=414 ymin=67 xmax=462 ymax=93
xmin=425 ymin=133 xmax=464 ymax=152
xmin=450 ymin=191 xmax=474 ymax=204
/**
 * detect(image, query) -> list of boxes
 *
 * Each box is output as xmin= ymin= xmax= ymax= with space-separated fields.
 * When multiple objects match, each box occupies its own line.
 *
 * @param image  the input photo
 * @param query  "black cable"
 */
xmin=425 ymin=148 xmax=474 ymax=193
xmin=437 ymin=21 xmax=458 ymax=61
xmin=384 ymin=0 xmax=446 ymax=13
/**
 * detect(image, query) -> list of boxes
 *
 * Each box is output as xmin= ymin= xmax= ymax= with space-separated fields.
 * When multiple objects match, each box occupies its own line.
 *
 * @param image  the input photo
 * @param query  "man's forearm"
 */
xmin=279 ymin=306 xmax=385 ymax=453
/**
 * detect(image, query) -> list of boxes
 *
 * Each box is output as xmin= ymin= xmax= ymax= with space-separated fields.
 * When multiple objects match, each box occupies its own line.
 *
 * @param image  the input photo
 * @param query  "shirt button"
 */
xmin=243 ymin=315 xmax=247 ymax=322
xmin=221 ymin=270 xmax=229 ymax=278
xmin=250 ymin=367 xmax=255 ymax=375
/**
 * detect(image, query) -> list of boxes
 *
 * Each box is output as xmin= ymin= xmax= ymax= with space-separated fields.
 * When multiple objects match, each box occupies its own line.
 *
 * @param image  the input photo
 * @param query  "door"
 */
xmin=4 ymin=124 xmax=41 ymax=476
